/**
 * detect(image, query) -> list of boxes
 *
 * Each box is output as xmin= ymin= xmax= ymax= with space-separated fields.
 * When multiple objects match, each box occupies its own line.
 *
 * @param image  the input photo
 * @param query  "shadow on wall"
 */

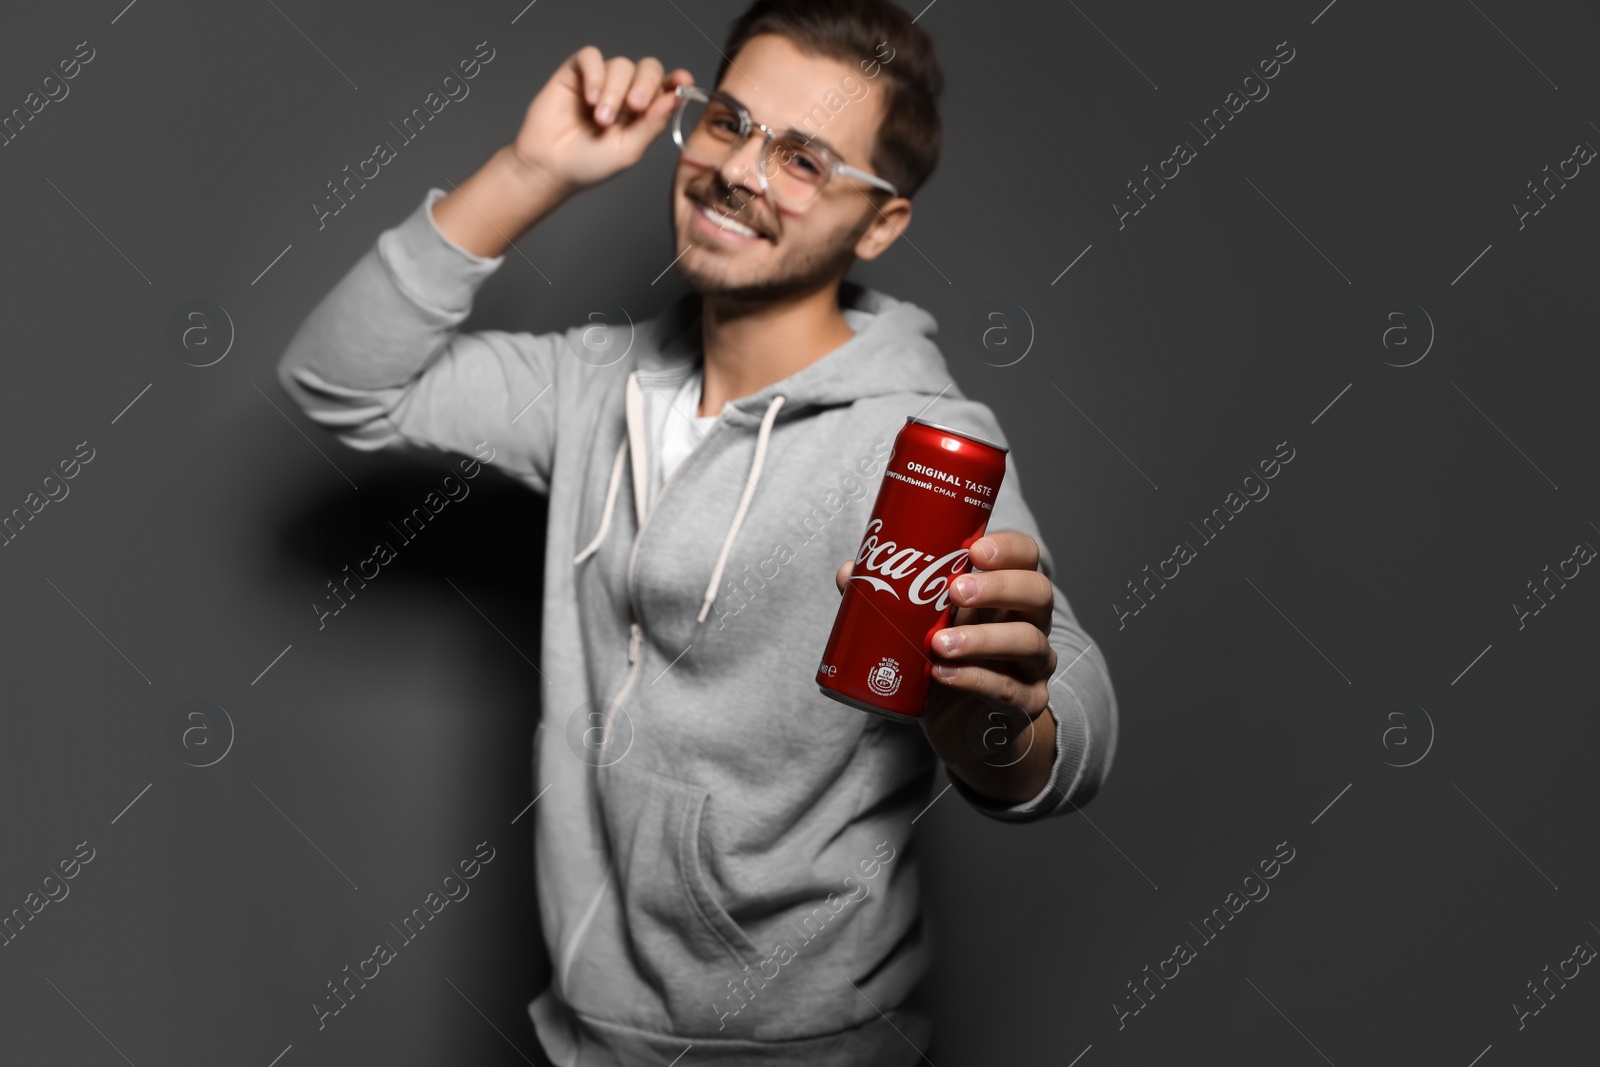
xmin=275 ymin=453 xmax=549 ymax=603
xmin=276 ymin=451 xmax=558 ymax=1064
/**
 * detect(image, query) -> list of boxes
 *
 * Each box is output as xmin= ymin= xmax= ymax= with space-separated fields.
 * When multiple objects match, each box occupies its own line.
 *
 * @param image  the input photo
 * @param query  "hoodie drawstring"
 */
xmin=696 ymin=394 xmax=785 ymax=623
xmin=571 ymin=373 xmax=786 ymax=627
xmin=572 ymin=438 xmax=628 ymax=566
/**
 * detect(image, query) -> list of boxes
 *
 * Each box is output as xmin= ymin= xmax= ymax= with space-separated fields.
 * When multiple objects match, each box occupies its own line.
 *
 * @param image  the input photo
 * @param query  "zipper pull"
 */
xmin=627 ymin=621 xmax=644 ymax=665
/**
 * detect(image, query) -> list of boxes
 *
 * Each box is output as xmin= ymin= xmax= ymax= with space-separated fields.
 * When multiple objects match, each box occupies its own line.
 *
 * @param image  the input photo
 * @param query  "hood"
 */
xmin=572 ymin=281 xmax=960 ymax=629
xmin=637 ymin=280 xmax=957 ymax=425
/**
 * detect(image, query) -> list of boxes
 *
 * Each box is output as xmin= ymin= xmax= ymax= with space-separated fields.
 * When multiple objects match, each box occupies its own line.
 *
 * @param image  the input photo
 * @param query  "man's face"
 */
xmin=670 ymin=34 xmax=894 ymax=303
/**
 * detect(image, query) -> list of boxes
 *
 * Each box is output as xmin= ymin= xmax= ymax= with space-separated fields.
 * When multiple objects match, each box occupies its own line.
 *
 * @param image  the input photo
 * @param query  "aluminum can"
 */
xmin=816 ymin=416 xmax=1008 ymax=721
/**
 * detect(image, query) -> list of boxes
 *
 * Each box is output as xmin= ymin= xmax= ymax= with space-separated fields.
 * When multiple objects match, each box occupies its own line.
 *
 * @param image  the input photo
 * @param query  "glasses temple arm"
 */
xmin=837 ymin=164 xmax=898 ymax=197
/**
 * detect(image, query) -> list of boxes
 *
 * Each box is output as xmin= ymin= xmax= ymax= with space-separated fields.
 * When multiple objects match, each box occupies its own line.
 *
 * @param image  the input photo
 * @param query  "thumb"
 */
xmin=645 ymin=69 xmax=694 ymax=124
xmin=835 ymin=560 xmax=853 ymax=595
xmin=622 ymin=69 xmax=693 ymax=150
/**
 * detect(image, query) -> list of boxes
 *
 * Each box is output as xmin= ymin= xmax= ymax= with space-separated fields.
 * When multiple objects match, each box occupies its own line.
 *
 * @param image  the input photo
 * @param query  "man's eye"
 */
xmin=789 ymin=152 xmax=824 ymax=176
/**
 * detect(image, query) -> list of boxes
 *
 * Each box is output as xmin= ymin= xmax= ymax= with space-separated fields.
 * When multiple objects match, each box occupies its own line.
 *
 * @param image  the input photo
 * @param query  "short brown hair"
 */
xmin=714 ymin=0 xmax=944 ymax=199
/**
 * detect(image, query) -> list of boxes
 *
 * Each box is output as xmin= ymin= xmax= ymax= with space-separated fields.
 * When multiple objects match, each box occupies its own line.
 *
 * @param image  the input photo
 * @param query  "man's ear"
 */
xmin=854 ymin=196 xmax=912 ymax=261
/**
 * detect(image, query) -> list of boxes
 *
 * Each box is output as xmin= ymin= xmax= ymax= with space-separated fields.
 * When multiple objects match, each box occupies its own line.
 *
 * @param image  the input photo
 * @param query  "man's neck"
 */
xmin=696 ymin=284 xmax=856 ymax=417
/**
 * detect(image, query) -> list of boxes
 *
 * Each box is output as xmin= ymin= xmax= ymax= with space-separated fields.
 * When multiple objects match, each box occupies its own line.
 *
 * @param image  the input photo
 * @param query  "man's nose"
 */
xmin=715 ymin=132 xmax=767 ymax=201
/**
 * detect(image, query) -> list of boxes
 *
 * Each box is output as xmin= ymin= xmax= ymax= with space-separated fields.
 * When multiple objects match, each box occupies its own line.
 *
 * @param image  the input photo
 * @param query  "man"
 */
xmin=277 ymin=0 xmax=1117 ymax=1062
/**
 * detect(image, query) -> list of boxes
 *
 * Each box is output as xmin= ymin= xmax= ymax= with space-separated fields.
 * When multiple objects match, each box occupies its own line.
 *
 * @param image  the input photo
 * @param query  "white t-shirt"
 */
xmin=653 ymin=366 xmax=722 ymax=497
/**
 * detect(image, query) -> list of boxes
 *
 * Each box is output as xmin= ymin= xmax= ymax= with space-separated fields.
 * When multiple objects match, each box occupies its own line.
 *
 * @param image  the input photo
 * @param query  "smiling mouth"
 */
xmin=692 ymin=197 xmax=769 ymax=241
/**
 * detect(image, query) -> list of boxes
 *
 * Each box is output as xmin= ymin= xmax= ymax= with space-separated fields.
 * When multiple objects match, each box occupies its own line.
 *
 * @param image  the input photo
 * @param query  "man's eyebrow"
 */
xmin=718 ymin=90 xmax=846 ymax=160
xmin=789 ymin=129 xmax=844 ymax=160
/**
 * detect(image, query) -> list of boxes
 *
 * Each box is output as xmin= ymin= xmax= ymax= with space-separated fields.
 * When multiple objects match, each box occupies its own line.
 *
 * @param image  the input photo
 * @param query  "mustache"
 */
xmin=689 ymin=177 xmax=777 ymax=239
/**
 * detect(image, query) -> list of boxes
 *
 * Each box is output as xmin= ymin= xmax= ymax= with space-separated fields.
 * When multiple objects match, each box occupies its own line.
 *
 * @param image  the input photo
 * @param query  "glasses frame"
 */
xmin=670 ymin=84 xmax=899 ymax=206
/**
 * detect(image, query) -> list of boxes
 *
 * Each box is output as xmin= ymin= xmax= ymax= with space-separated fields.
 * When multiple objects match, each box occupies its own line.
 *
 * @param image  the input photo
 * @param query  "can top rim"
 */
xmin=905 ymin=416 xmax=1009 ymax=454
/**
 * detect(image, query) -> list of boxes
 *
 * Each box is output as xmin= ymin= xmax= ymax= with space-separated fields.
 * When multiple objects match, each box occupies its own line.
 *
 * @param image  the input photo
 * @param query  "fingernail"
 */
xmin=933 ymin=664 xmax=958 ymax=681
xmin=975 ymin=539 xmax=997 ymax=563
xmin=596 ymin=104 xmax=613 ymax=123
xmin=954 ymin=575 xmax=978 ymax=600
xmin=937 ymin=630 xmax=964 ymax=654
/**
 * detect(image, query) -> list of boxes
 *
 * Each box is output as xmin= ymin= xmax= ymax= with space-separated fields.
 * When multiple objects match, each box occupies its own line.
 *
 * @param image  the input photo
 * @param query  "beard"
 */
xmin=672 ymin=176 xmax=875 ymax=304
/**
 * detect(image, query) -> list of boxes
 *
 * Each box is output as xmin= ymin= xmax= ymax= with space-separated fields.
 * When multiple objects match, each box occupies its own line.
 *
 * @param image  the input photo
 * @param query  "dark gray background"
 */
xmin=2 ymin=0 xmax=1596 ymax=1064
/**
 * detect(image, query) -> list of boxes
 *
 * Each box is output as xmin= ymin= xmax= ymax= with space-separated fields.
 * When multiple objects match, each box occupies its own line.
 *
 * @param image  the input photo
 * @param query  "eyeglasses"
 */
xmin=670 ymin=84 xmax=898 ymax=208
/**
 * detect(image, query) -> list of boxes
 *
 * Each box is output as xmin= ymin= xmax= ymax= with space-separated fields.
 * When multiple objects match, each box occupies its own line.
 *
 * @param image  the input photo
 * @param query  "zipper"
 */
xmin=593 ymin=381 xmax=730 ymax=764
xmin=565 ymin=372 xmax=734 ymax=1004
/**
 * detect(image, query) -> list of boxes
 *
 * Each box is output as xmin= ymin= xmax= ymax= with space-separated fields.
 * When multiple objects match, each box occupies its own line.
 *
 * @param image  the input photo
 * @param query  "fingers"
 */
xmin=572 ymin=46 xmax=606 ymax=105
xmin=645 ymin=68 xmax=695 ymax=123
xmin=930 ymin=659 xmax=1051 ymax=716
xmin=623 ymin=56 xmax=664 ymax=116
xmin=573 ymin=51 xmax=686 ymax=130
xmin=835 ymin=560 xmax=853 ymax=595
xmin=570 ymin=49 xmax=644 ymax=125
xmin=968 ymin=531 xmax=1039 ymax=572
xmin=589 ymin=56 xmax=637 ymax=125
xmin=932 ymin=621 xmax=1055 ymax=677
xmin=948 ymin=567 xmax=1054 ymax=626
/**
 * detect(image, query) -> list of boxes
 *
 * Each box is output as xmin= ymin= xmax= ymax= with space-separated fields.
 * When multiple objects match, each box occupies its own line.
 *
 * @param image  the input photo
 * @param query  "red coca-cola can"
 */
xmin=817 ymin=416 xmax=1008 ymax=721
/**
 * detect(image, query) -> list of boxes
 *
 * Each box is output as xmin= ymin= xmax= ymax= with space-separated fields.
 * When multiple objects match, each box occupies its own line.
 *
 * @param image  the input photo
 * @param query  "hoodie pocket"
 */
xmin=575 ymin=762 xmax=762 ymax=1026
xmin=669 ymin=776 xmax=763 ymax=967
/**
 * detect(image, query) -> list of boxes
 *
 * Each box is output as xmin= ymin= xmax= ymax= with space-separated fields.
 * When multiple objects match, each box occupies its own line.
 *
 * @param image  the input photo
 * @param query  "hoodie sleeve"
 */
xmin=275 ymin=187 xmax=561 ymax=493
xmin=927 ymin=399 xmax=1120 ymax=823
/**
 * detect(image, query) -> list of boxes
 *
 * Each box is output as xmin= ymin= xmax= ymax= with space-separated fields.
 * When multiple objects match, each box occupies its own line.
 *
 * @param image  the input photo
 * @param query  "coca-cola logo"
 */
xmin=849 ymin=519 xmax=970 ymax=610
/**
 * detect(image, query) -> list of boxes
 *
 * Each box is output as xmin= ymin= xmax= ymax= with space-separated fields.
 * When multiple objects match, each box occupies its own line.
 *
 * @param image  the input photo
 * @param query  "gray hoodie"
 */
xmin=277 ymin=189 xmax=1118 ymax=1066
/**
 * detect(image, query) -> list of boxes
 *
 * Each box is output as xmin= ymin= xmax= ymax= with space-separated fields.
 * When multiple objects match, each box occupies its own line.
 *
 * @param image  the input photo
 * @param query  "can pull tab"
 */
xmin=627 ymin=621 xmax=644 ymax=666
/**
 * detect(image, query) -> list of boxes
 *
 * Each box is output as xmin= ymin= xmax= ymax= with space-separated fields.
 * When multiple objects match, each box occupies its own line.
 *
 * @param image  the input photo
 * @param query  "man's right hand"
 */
xmin=432 ymin=48 xmax=693 ymax=259
xmin=511 ymin=47 xmax=694 ymax=197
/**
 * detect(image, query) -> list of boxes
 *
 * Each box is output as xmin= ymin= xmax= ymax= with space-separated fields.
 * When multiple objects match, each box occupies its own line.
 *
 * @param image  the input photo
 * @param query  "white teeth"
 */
xmin=697 ymin=201 xmax=760 ymax=238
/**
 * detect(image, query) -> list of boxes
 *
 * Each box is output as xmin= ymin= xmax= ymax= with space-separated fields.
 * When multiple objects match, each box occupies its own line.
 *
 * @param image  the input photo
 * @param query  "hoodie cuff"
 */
xmin=945 ymin=688 xmax=1087 ymax=822
xmin=375 ymin=188 xmax=506 ymax=316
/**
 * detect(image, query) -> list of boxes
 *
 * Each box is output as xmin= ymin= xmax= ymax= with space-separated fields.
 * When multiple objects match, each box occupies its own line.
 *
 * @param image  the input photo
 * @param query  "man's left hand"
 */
xmin=834 ymin=531 xmax=1058 ymax=806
